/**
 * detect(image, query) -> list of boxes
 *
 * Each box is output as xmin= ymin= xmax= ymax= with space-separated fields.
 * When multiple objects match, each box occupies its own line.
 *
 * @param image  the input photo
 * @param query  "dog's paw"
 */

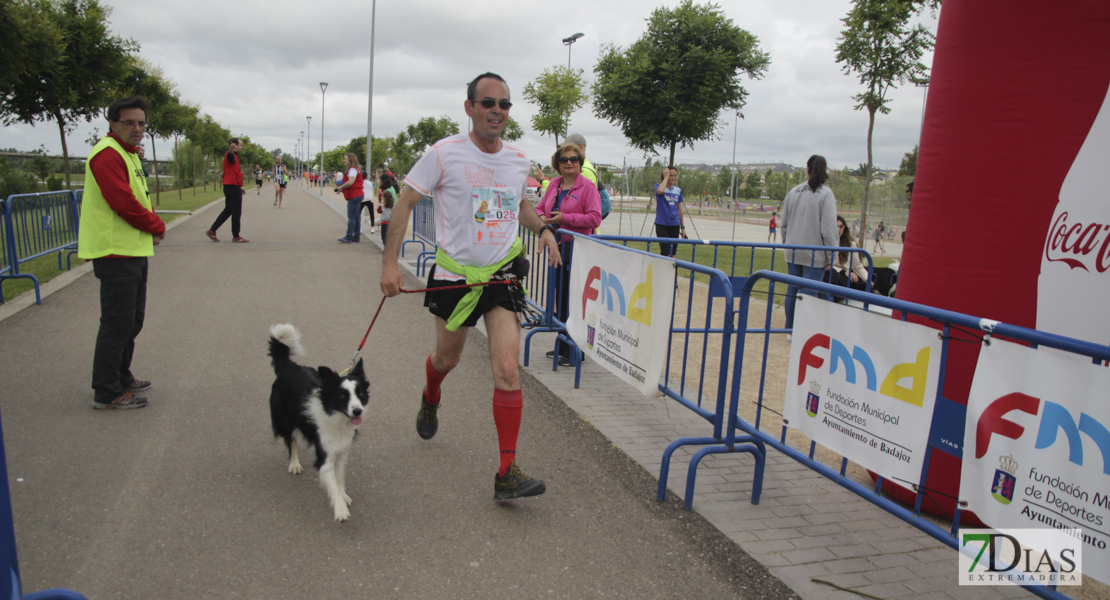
xmin=333 ymin=505 xmax=351 ymax=522
xmin=343 ymin=493 xmax=352 ymax=506
xmin=288 ymin=462 xmax=304 ymax=475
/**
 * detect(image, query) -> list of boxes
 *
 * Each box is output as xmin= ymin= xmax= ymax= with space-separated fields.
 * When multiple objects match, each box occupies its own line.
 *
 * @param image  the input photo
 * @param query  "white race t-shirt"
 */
xmin=405 ymin=133 xmax=530 ymax=280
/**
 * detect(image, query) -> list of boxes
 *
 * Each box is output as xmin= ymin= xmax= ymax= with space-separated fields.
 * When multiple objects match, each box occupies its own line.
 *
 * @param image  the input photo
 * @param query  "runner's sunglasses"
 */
xmin=471 ymin=98 xmax=513 ymax=110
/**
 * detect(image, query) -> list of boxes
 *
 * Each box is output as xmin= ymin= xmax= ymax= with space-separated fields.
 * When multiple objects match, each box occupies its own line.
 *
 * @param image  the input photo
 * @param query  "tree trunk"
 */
xmin=55 ymin=115 xmax=72 ymax=190
xmin=174 ymin=135 xmax=182 ymax=202
xmin=148 ymin=133 xmax=161 ymax=205
xmin=668 ymin=143 xmax=676 ymax=169
xmin=859 ymin=108 xmax=876 ymax=248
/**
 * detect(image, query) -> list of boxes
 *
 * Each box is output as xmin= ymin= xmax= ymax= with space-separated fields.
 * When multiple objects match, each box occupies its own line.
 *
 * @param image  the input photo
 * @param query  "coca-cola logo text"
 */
xmin=1044 ymin=211 xmax=1110 ymax=273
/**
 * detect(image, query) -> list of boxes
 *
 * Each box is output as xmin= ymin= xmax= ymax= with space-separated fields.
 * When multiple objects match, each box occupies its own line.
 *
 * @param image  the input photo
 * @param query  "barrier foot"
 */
xmin=658 ymin=436 xmax=722 ymax=503
xmin=685 ymin=444 xmax=765 ymax=510
xmin=25 ymin=588 xmax=88 ymax=600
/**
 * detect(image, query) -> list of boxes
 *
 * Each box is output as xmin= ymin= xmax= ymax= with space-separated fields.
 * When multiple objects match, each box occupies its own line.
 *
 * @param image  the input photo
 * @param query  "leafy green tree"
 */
xmin=0 ymin=1 xmax=59 ymax=102
xmin=390 ymin=116 xmax=460 ymax=175
xmin=592 ymin=1 xmax=769 ymax=166
xmin=898 ymin=144 xmax=917 ymax=176
xmin=744 ymin=171 xmax=763 ymax=199
xmin=28 ymin=152 xmax=55 ymax=190
xmin=121 ymin=58 xmax=176 ymax=202
xmin=717 ymin=166 xmax=734 ymax=195
xmin=187 ymin=113 xmax=230 ymax=192
xmin=764 ymin=169 xmax=796 ymax=202
xmin=835 ymin=0 xmax=935 ymax=245
xmin=0 ymin=0 xmax=137 ymax=189
xmin=501 ymin=116 xmax=525 ymax=143
xmin=237 ymin=136 xmax=272 ymax=175
xmin=522 ymin=66 xmax=587 ymax=148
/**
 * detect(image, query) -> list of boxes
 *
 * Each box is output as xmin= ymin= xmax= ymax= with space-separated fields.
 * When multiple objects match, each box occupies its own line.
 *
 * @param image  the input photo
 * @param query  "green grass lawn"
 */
xmin=1 ymin=183 xmax=222 ymax=303
xmin=612 ymin=240 xmax=897 ymax=306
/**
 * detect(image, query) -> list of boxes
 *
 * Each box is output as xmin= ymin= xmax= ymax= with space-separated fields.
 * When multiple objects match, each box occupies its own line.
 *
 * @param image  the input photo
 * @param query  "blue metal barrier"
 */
xmin=401 ymin=196 xmax=437 ymax=277
xmin=0 ymin=191 xmax=83 ymax=305
xmin=715 ymin=271 xmax=1110 ymax=600
xmin=0 ymin=408 xmax=87 ymax=599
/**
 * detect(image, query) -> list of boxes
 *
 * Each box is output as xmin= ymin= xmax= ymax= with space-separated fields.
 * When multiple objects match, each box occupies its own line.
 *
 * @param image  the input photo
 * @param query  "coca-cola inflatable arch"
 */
xmin=888 ymin=1 xmax=1110 ymax=520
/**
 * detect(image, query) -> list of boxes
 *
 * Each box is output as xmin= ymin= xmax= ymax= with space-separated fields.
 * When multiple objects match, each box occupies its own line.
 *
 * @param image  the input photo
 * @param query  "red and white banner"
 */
xmin=960 ymin=338 xmax=1110 ymax=583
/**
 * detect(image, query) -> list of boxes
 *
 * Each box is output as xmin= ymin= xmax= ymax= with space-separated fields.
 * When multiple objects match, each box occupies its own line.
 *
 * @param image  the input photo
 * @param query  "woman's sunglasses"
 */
xmin=558 ymin=156 xmax=581 ymax=165
xmin=472 ymin=98 xmax=513 ymax=110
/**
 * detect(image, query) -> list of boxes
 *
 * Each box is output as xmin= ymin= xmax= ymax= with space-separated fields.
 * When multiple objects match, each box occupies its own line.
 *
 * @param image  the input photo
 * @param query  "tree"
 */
xmin=391 ymin=116 xmax=460 ymax=175
xmin=522 ymin=66 xmax=587 ymax=148
xmin=0 ymin=0 xmax=137 ymax=189
xmin=744 ymin=171 xmax=763 ymax=199
xmin=835 ymin=0 xmax=935 ymax=246
xmin=501 ymin=116 xmax=525 ymax=143
xmin=898 ymin=144 xmax=918 ymax=176
xmin=121 ymin=58 xmax=176 ymax=203
xmin=28 ymin=152 xmax=55 ymax=190
xmin=592 ymin=1 xmax=769 ymax=166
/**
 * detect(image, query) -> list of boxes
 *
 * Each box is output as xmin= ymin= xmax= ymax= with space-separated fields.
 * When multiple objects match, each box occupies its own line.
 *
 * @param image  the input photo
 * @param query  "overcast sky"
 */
xmin=4 ymin=0 xmax=938 ymax=171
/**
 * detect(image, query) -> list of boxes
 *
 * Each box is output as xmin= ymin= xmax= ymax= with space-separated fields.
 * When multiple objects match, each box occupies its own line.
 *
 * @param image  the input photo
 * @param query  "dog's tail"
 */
xmin=268 ymin=323 xmax=305 ymax=371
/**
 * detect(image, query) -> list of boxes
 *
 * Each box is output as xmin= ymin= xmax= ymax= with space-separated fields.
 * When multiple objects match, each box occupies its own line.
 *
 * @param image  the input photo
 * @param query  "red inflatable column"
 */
xmin=890 ymin=1 xmax=1110 ymax=519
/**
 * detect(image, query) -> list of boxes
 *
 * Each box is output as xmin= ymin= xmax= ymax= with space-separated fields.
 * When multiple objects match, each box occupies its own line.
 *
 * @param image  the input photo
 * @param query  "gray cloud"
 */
xmin=4 ymin=0 xmax=935 ymax=172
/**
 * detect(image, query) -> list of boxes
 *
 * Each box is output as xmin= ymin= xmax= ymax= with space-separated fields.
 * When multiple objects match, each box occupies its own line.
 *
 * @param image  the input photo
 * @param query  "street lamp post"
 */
xmin=319 ymin=82 xmax=328 ymax=187
xmin=299 ymin=131 xmax=304 ymax=179
xmin=306 ymin=116 xmax=312 ymax=182
xmin=729 ymin=111 xmax=743 ymax=241
xmin=562 ymin=32 xmax=584 ymax=69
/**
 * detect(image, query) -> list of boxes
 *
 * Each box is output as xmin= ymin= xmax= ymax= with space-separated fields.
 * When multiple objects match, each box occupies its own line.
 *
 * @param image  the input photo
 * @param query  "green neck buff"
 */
xmin=435 ymin=238 xmax=524 ymax=331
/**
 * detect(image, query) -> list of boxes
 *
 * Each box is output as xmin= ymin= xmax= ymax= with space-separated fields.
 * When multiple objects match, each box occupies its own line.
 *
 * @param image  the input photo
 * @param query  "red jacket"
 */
xmin=222 ymin=150 xmax=243 ymax=186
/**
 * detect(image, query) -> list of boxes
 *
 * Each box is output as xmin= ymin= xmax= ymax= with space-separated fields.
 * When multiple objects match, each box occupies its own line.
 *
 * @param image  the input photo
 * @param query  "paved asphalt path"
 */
xmin=0 ymin=184 xmax=799 ymax=599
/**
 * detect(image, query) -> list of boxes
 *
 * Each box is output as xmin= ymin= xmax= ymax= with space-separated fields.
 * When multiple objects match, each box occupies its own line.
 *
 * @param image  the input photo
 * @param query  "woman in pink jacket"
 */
xmin=535 ymin=142 xmax=602 ymax=364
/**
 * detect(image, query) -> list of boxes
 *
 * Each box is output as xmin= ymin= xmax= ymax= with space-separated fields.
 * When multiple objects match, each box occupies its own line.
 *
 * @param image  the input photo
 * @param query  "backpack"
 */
xmin=583 ymin=164 xmax=611 ymax=219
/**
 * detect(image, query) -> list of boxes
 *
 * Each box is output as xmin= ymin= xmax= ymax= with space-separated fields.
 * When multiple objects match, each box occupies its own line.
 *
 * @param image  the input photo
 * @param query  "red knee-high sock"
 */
xmin=425 ymin=355 xmax=447 ymax=405
xmin=492 ymin=388 xmax=523 ymax=477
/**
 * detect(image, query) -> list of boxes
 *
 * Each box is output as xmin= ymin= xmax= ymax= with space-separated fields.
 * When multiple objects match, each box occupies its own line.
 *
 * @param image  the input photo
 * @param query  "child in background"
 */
xmin=378 ymin=188 xmax=394 ymax=244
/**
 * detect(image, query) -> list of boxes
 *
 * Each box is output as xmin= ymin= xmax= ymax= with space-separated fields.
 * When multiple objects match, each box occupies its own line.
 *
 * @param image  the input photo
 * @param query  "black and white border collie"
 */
xmin=268 ymin=324 xmax=370 ymax=522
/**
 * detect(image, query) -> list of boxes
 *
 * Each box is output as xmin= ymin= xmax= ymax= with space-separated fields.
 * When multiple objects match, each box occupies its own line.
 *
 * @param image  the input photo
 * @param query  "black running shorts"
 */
xmin=424 ymin=266 xmax=518 ymax=328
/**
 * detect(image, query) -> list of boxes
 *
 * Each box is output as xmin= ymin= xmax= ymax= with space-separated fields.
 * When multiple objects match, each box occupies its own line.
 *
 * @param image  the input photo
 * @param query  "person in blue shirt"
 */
xmin=653 ymin=167 xmax=687 ymax=257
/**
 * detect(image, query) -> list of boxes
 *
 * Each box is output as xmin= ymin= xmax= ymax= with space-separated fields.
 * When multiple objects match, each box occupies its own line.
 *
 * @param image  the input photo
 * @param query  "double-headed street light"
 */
xmin=306 ymin=116 xmax=312 ymax=178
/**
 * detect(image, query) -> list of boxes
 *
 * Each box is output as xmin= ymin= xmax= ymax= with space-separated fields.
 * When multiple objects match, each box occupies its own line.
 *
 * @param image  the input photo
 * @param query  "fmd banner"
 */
xmin=960 ymin=338 xmax=1109 ymax=584
xmin=567 ymin=237 xmax=675 ymax=396
xmin=783 ymin=297 xmax=943 ymax=485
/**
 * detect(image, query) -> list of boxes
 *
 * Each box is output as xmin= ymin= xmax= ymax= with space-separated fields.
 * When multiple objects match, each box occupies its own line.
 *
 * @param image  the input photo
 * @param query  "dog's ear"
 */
xmin=318 ymin=366 xmax=338 ymax=382
xmin=349 ymin=358 xmax=366 ymax=379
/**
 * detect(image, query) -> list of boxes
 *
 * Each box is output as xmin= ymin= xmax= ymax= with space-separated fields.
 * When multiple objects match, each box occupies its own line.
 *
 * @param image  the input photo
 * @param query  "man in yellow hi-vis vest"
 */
xmin=77 ymin=96 xmax=166 ymax=410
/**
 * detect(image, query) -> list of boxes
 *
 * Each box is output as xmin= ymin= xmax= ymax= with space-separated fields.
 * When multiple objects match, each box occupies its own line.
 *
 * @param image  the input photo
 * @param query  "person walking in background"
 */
xmin=653 ymin=167 xmax=686 ymax=257
xmin=206 ymin=137 xmax=249 ymax=243
xmin=780 ymin=154 xmax=839 ymax=335
xmin=272 ymin=155 xmax=287 ymax=208
xmin=535 ymin=141 xmax=602 ymax=365
xmin=77 ymin=95 xmax=165 ymax=410
xmin=380 ymin=72 xmax=561 ymax=501
xmin=336 ymin=153 xmax=365 ymax=243
xmin=872 ymin=220 xmax=886 ymax=254
xmin=253 ymin=164 xmax=263 ymax=195
xmin=768 ymin=211 xmax=778 ymax=243
xmin=378 ymin=188 xmax=394 ymax=244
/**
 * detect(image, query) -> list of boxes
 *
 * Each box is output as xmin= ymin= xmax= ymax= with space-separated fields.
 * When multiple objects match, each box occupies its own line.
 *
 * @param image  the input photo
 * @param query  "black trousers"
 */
xmin=210 ymin=185 xmax=243 ymax=237
xmin=656 ymin=224 xmax=681 ymax=257
xmin=91 ymin=257 xmax=148 ymax=403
